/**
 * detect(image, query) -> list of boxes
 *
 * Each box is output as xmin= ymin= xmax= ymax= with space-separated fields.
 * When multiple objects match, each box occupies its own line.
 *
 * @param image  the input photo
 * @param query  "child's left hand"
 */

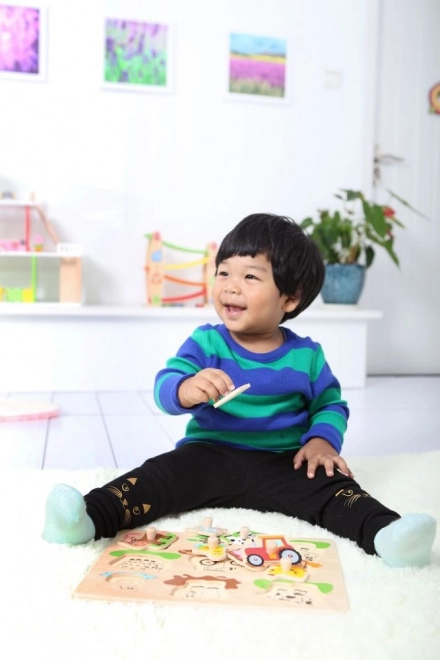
xmin=293 ymin=437 xmax=354 ymax=479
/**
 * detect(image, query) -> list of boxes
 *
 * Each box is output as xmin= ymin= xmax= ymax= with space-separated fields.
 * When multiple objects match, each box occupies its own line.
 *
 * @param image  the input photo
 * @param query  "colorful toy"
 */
xmin=74 ymin=526 xmax=348 ymax=611
xmin=145 ymin=232 xmax=217 ymax=306
xmin=226 ymin=534 xmax=303 ymax=570
xmin=0 ymin=400 xmax=60 ymax=422
xmin=191 ymin=534 xmax=228 ymax=562
xmin=116 ymin=527 xmax=177 ymax=551
xmin=0 ymin=198 xmax=82 ymax=304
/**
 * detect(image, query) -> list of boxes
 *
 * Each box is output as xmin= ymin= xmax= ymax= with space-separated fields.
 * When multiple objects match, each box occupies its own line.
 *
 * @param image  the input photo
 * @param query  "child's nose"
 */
xmin=224 ymin=277 xmax=240 ymax=294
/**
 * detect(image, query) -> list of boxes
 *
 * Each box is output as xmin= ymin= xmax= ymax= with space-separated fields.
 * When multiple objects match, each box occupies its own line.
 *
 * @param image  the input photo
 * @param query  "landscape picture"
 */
xmin=228 ymin=32 xmax=287 ymax=99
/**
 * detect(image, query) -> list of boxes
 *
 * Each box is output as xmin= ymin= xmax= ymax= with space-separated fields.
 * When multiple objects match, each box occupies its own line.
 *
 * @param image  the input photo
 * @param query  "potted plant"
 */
xmin=300 ymin=189 xmax=423 ymax=304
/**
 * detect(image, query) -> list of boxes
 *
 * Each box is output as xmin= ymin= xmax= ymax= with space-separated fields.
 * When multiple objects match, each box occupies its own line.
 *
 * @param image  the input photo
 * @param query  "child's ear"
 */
xmin=283 ymin=296 xmax=300 ymax=313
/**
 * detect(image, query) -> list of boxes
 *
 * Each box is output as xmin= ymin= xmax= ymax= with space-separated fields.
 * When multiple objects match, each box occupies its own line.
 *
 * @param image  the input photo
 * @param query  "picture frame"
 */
xmin=0 ymin=3 xmax=47 ymax=82
xmin=102 ymin=17 xmax=173 ymax=94
xmin=226 ymin=31 xmax=290 ymax=105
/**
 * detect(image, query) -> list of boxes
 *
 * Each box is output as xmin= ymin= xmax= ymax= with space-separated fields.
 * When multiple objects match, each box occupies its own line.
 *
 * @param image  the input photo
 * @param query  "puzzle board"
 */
xmin=74 ymin=528 xmax=349 ymax=611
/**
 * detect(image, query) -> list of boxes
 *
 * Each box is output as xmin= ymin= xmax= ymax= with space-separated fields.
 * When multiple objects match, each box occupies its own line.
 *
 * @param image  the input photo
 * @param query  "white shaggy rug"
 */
xmin=5 ymin=451 xmax=440 ymax=660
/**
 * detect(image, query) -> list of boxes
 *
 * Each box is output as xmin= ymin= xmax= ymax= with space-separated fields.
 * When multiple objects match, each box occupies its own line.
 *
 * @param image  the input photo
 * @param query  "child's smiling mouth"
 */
xmin=224 ymin=303 xmax=245 ymax=316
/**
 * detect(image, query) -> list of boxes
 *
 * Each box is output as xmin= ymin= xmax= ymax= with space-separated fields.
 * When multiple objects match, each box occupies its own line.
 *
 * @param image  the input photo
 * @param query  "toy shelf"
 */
xmin=0 ymin=199 xmax=82 ymax=304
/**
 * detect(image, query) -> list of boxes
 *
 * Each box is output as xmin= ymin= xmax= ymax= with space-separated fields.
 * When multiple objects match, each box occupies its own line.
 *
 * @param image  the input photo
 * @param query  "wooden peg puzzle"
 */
xmin=74 ymin=523 xmax=349 ymax=611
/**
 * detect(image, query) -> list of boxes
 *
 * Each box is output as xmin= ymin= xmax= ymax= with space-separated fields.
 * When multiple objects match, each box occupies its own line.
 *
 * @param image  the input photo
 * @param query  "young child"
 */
xmin=43 ymin=213 xmax=436 ymax=567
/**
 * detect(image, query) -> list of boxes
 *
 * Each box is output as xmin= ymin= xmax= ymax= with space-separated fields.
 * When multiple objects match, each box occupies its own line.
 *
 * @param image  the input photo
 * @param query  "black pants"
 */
xmin=84 ymin=443 xmax=400 ymax=555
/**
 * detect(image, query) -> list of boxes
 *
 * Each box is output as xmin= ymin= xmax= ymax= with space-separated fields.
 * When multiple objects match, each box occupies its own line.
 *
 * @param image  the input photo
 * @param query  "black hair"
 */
xmin=215 ymin=213 xmax=325 ymax=322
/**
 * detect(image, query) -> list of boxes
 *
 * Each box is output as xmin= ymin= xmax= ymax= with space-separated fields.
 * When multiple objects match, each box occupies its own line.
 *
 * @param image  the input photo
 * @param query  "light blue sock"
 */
xmin=374 ymin=513 xmax=436 ymax=568
xmin=42 ymin=483 xmax=96 ymax=545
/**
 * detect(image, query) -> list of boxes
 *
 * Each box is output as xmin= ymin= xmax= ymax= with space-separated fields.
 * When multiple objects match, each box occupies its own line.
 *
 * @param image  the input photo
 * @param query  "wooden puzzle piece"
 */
xmin=191 ymin=534 xmax=227 ymax=562
xmin=185 ymin=516 xmax=228 ymax=537
xmin=117 ymin=527 xmax=177 ymax=551
xmin=213 ymin=383 xmax=251 ymax=408
xmin=228 ymin=534 xmax=303 ymax=571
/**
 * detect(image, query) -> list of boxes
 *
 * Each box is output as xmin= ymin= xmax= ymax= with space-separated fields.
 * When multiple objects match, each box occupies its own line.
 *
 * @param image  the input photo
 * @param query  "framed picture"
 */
xmin=102 ymin=17 xmax=172 ymax=93
xmin=0 ymin=3 xmax=47 ymax=81
xmin=227 ymin=32 xmax=289 ymax=104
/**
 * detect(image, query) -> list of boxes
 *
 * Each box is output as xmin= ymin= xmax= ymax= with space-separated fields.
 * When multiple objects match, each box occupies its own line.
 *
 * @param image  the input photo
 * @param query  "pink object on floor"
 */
xmin=0 ymin=400 xmax=60 ymax=422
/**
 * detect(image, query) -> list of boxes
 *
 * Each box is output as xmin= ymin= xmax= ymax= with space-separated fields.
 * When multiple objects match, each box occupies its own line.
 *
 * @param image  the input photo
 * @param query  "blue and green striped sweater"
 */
xmin=154 ymin=324 xmax=349 ymax=453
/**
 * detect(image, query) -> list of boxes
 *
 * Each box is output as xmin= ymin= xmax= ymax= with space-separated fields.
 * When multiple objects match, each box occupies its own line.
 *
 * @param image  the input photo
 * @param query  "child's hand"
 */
xmin=293 ymin=437 xmax=354 ymax=479
xmin=178 ymin=369 xmax=235 ymax=408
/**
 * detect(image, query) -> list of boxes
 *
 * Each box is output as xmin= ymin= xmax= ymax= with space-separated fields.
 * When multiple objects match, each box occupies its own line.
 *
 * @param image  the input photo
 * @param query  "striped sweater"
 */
xmin=154 ymin=324 xmax=349 ymax=453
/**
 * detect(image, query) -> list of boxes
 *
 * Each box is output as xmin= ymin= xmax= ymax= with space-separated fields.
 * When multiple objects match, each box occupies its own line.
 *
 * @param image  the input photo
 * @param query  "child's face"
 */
xmin=212 ymin=254 xmax=298 ymax=344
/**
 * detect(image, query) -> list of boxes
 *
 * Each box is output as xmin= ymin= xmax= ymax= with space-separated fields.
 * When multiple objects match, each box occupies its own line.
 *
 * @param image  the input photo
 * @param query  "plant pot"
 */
xmin=321 ymin=264 xmax=366 ymax=305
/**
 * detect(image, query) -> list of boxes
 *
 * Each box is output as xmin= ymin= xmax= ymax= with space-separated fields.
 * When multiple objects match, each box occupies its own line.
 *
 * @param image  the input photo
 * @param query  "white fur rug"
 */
xmin=5 ymin=451 xmax=440 ymax=660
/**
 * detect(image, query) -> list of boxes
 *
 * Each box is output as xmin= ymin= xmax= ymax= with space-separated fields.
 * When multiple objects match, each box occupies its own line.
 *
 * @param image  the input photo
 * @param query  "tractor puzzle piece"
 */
xmin=227 ymin=534 xmax=303 ymax=571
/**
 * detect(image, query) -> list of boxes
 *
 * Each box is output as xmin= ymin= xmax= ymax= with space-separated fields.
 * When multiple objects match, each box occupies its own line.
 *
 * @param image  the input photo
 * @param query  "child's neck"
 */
xmin=230 ymin=327 xmax=285 ymax=353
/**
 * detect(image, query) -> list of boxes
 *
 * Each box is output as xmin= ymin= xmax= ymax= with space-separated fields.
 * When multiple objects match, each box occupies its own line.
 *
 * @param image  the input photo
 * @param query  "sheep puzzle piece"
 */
xmin=74 ymin=519 xmax=349 ymax=611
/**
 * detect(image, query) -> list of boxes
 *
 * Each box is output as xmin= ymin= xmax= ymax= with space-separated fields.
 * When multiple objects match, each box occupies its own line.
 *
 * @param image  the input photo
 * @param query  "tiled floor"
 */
xmin=1 ymin=377 xmax=439 ymax=471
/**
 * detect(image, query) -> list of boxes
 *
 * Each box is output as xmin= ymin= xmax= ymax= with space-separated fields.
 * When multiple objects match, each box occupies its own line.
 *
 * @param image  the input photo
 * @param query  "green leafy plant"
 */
xmin=300 ymin=189 xmax=424 ymax=268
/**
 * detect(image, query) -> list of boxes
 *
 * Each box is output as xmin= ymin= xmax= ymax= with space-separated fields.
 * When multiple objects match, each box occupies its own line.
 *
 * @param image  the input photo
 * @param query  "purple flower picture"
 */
xmin=104 ymin=18 xmax=170 ymax=91
xmin=0 ymin=4 xmax=44 ymax=78
xmin=229 ymin=32 xmax=287 ymax=99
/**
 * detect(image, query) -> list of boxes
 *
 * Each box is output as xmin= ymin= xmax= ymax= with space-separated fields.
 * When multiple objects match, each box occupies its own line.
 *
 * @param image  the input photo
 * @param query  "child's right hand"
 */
xmin=178 ymin=369 xmax=235 ymax=408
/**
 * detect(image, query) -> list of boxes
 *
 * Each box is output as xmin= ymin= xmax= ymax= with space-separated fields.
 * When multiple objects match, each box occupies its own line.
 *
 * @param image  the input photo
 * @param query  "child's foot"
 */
xmin=374 ymin=513 xmax=436 ymax=568
xmin=42 ymin=483 xmax=95 ymax=544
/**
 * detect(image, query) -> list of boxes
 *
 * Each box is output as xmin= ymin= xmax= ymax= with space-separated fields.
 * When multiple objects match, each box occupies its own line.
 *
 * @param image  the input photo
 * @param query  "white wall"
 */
xmin=362 ymin=0 xmax=440 ymax=375
xmin=5 ymin=1 xmax=437 ymax=376
xmin=0 ymin=0 xmax=377 ymax=306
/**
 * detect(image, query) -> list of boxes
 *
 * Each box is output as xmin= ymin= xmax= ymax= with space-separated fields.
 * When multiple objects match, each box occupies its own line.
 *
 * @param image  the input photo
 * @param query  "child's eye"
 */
xmin=217 ymin=270 xmax=228 ymax=277
xmin=245 ymin=274 xmax=258 ymax=280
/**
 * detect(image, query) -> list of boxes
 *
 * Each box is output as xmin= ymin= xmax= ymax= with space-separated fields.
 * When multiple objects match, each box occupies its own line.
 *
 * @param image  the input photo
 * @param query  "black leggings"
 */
xmin=84 ymin=443 xmax=400 ymax=555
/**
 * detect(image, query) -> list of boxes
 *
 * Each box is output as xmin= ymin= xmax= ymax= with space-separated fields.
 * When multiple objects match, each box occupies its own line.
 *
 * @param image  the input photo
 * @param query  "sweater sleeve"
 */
xmin=153 ymin=331 xmax=208 ymax=416
xmin=300 ymin=345 xmax=349 ymax=453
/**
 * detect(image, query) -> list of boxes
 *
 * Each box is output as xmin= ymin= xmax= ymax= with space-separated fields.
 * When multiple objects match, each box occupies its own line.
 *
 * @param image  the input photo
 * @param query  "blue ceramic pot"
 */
xmin=321 ymin=264 xmax=366 ymax=304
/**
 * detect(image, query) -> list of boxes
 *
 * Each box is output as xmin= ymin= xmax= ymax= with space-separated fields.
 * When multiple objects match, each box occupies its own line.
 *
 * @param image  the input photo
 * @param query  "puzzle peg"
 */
xmin=202 ymin=516 xmax=213 ymax=529
xmin=146 ymin=526 xmax=157 ymax=541
xmin=240 ymin=526 xmax=250 ymax=539
xmin=208 ymin=534 xmax=219 ymax=550
xmin=280 ymin=556 xmax=293 ymax=573
xmin=266 ymin=539 xmax=278 ymax=557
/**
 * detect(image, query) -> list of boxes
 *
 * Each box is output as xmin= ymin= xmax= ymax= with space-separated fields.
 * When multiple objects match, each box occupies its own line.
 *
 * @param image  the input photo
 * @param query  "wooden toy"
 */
xmin=213 ymin=383 xmax=251 ymax=408
xmin=144 ymin=232 xmax=217 ymax=306
xmin=0 ymin=400 xmax=60 ymax=422
xmin=185 ymin=517 xmax=228 ymax=537
xmin=74 ymin=528 xmax=349 ymax=611
xmin=190 ymin=534 xmax=228 ymax=562
xmin=116 ymin=528 xmax=177 ymax=551
xmin=0 ymin=198 xmax=82 ymax=304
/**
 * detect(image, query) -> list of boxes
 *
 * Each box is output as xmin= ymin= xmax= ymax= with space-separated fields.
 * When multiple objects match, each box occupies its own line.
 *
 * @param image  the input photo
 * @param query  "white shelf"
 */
xmin=0 ymin=251 xmax=82 ymax=258
xmin=0 ymin=199 xmax=40 ymax=208
xmin=0 ymin=303 xmax=383 ymax=320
